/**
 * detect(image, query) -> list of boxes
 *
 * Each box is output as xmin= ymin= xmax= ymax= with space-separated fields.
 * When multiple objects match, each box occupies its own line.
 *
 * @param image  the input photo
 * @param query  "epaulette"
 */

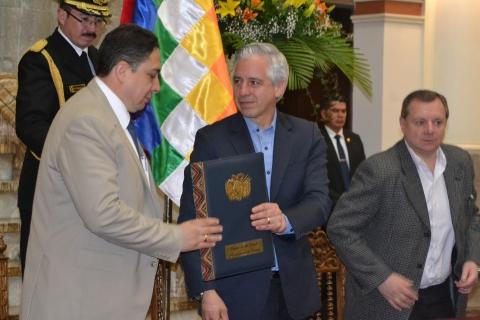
xmin=30 ymin=39 xmax=48 ymax=53
xmin=25 ymin=37 xmax=65 ymax=162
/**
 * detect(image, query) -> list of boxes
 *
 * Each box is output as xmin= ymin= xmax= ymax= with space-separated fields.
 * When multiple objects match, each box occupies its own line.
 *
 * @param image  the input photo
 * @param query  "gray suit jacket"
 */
xmin=327 ymin=140 xmax=480 ymax=320
xmin=21 ymin=80 xmax=183 ymax=320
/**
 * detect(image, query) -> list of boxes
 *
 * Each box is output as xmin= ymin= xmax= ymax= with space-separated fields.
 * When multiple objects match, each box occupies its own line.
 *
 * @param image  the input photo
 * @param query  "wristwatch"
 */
xmin=194 ymin=291 xmax=205 ymax=302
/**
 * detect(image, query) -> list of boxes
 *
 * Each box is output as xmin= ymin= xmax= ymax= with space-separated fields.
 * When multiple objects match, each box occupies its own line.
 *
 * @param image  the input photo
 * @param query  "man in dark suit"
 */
xmin=327 ymin=89 xmax=480 ymax=320
xmin=319 ymin=96 xmax=365 ymax=205
xmin=178 ymin=43 xmax=331 ymax=320
xmin=16 ymin=0 xmax=110 ymax=272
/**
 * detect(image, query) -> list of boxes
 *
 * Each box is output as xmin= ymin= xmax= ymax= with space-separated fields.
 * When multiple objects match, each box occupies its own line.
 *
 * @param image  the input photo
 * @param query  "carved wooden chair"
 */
xmin=0 ymin=73 xmax=24 ymax=320
xmin=309 ymin=228 xmax=345 ymax=320
xmin=149 ymin=261 xmax=170 ymax=320
xmin=0 ymin=235 xmax=8 ymax=320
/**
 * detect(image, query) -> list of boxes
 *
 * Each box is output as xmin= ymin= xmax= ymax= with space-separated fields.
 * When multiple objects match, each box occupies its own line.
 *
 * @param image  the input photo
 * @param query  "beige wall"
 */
xmin=0 ymin=0 xmax=123 ymax=74
xmin=424 ymin=0 xmax=480 ymax=148
xmin=351 ymin=13 xmax=424 ymax=156
xmin=352 ymin=0 xmax=480 ymax=156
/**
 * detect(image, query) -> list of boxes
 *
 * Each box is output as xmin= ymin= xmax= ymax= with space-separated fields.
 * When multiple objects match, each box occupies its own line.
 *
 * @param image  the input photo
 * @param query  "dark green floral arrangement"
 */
xmin=215 ymin=0 xmax=371 ymax=97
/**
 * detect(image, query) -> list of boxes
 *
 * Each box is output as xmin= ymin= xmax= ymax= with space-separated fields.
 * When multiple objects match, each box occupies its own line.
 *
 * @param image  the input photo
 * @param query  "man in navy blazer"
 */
xmin=319 ymin=96 xmax=365 ymax=205
xmin=178 ymin=43 xmax=331 ymax=320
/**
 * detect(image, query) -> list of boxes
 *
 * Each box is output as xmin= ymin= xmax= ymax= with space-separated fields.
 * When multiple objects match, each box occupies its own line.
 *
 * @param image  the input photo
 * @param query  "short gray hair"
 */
xmin=233 ymin=43 xmax=289 ymax=86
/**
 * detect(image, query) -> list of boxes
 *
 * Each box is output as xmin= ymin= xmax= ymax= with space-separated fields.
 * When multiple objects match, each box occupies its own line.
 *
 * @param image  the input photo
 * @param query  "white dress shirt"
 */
xmin=405 ymin=141 xmax=454 ymax=288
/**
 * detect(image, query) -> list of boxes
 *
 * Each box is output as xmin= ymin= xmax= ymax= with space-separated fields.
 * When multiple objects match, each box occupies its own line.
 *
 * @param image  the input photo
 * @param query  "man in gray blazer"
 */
xmin=20 ymin=24 xmax=222 ymax=320
xmin=327 ymin=89 xmax=480 ymax=320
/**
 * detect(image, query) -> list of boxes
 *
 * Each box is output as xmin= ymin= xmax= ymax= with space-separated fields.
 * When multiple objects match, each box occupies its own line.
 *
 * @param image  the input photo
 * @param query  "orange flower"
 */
xmin=242 ymin=7 xmax=258 ymax=23
xmin=252 ymin=0 xmax=262 ymax=7
xmin=315 ymin=0 xmax=328 ymax=14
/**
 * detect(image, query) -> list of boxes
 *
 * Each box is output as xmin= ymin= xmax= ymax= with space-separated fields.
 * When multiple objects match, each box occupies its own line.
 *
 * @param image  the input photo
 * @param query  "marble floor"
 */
xmin=146 ymin=309 xmax=200 ymax=320
xmin=170 ymin=310 xmax=201 ymax=320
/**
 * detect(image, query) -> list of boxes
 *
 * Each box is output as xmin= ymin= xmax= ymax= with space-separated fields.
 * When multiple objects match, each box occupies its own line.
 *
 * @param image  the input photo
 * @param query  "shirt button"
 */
xmin=264 ymin=147 xmax=268 ymax=150
xmin=267 ymin=171 xmax=270 ymax=175
xmin=416 ymin=263 xmax=423 ymax=269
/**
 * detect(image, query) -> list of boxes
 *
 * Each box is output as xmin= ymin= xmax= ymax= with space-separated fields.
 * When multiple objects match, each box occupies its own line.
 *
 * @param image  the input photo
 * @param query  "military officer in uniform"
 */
xmin=15 ymin=0 xmax=111 ymax=273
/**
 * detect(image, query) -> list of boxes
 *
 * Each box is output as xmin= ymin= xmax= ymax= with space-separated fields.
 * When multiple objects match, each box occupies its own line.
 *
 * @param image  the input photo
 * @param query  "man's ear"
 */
xmin=113 ymin=61 xmax=131 ymax=83
xmin=399 ymin=117 xmax=406 ymax=134
xmin=274 ymin=80 xmax=287 ymax=100
xmin=320 ymin=108 xmax=331 ymax=122
xmin=57 ymin=7 xmax=67 ymax=26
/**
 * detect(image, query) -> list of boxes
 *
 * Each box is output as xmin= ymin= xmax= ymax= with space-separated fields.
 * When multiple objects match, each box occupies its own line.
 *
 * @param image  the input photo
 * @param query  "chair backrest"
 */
xmin=309 ymin=228 xmax=345 ymax=320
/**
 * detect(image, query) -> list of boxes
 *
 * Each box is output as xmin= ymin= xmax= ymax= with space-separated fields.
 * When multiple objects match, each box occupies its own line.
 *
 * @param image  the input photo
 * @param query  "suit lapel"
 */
xmin=270 ymin=113 xmax=294 ymax=200
xmin=50 ymin=29 xmax=93 ymax=82
xmin=227 ymin=113 xmax=255 ymax=155
xmin=88 ymin=47 xmax=98 ymax=73
xmin=88 ymin=81 xmax=154 ymax=198
xmin=397 ymin=141 xmax=431 ymax=228
xmin=345 ymin=131 xmax=355 ymax=168
xmin=443 ymin=148 xmax=463 ymax=227
xmin=226 ymin=112 xmax=292 ymax=200
xmin=321 ymin=126 xmax=341 ymax=168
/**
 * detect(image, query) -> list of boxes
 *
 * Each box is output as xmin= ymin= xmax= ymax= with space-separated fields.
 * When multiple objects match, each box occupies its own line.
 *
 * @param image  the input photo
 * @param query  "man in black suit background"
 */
xmin=319 ymin=96 xmax=366 ymax=205
xmin=15 ymin=0 xmax=110 ymax=273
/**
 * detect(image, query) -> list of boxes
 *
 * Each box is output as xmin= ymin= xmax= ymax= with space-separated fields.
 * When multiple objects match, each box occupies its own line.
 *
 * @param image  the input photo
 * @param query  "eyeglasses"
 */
xmin=66 ymin=9 xmax=107 ymax=27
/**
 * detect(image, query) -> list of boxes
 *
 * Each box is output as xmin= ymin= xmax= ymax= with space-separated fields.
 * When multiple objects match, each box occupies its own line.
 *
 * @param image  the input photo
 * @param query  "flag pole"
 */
xmin=165 ymin=196 xmax=173 ymax=320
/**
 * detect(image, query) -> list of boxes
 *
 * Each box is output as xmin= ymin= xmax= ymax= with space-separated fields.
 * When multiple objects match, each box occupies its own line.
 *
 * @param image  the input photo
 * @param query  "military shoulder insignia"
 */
xmin=69 ymin=84 xmax=86 ymax=93
xmin=225 ymin=173 xmax=251 ymax=201
xmin=30 ymin=39 xmax=48 ymax=53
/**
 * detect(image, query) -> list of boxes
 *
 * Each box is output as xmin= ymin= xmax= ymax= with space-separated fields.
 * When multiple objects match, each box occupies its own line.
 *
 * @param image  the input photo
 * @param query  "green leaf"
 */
xmin=304 ymin=34 xmax=371 ymax=97
xmin=277 ymin=34 xmax=372 ymax=97
xmin=274 ymin=39 xmax=316 ymax=90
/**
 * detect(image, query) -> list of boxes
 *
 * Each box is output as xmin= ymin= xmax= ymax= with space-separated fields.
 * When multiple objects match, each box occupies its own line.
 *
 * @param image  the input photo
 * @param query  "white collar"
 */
xmin=94 ymin=77 xmax=130 ymax=129
xmin=325 ymin=125 xmax=344 ymax=139
xmin=57 ymin=27 xmax=89 ymax=57
xmin=404 ymin=140 xmax=446 ymax=174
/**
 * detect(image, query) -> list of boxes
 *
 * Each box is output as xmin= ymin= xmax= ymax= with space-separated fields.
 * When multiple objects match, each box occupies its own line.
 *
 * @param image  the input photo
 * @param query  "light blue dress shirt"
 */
xmin=243 ymin=112 xmax=294 ymax=271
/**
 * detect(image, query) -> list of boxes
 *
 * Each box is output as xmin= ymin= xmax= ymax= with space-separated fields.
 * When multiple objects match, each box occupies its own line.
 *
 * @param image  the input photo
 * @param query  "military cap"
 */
xmin=60 ymin=0 xmax=111 ymax=17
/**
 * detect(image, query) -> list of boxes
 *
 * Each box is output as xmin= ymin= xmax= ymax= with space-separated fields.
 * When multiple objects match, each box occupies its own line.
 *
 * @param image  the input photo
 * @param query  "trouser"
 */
xmin=259 ymin=272 xmax=310 ymax=320
xmin=409 ymin=278 xmax=455 ymax=320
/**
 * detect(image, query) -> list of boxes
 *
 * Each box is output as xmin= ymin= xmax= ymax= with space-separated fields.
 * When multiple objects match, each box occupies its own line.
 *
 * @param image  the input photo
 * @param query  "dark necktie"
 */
xmin=334 ymin=134 xmax=350 ymax=190
xmin=127 ymin=119 xmax=141 ymax=158
xmin=80 ymin=51 xmax=95 ymax=76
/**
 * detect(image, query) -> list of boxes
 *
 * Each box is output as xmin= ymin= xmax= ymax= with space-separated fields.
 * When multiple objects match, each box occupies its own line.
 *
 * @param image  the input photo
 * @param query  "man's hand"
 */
xmin=378 ymin=273 xmax=418 ymax=311
xmin=455 ymin=260 xmax=479 ymax=294
xmin=250 ymin=202 xmax=287 ymax=233
xmin=179 ymin=218 xmax=222 ymax=252
xmin=201 ymin=290 xmax=228 ymax=320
